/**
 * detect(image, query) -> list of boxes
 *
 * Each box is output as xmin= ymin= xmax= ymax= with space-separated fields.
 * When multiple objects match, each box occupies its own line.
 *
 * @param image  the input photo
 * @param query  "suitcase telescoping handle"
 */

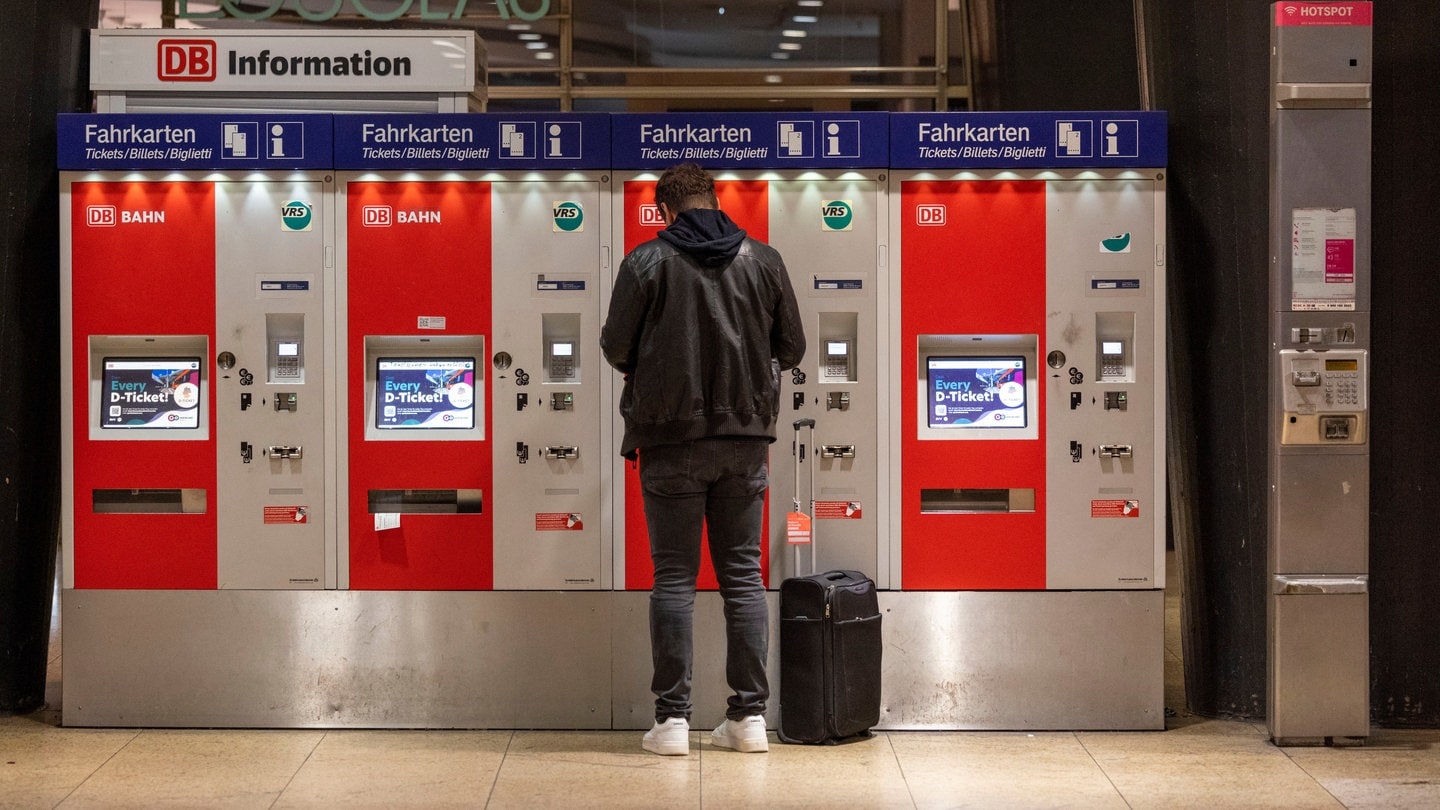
xmin=792 ymin=418 xmax=817 ymax=576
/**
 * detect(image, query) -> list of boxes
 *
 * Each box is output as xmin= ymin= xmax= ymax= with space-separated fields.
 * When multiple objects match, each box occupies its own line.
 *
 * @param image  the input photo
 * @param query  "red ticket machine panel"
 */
xmin=899 ymin=180 xmax=1048 ymax=589
xmin=69 ymin=181 xmax=218 ymax=589
xmin=618 ymin=179 xmax=772 ymax=590
xmin=346 ymin=181 xmax=493 ymax=590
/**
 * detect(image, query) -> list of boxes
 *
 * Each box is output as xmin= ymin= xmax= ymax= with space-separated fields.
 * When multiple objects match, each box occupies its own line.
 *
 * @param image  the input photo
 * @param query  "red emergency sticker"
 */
xmin=535 ymin=513 xmax=583 ymax=531
xmin=814 ymin=500 xmax=863 ymax=520
xmin=1091 ymin=499 xmax=1141 ymax=518
xmin=264 ymin=506 xmax=309 ymax=524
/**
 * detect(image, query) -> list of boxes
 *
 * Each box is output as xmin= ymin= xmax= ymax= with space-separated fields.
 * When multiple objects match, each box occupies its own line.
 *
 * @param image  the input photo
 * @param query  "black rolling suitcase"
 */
xmin=778 ymin=419 xmax=883 ymax=745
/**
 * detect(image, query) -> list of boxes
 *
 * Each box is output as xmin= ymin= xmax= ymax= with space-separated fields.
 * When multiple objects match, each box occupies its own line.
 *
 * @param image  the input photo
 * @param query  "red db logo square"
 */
xmin=916 ymin=204 xmax=946 ymax=226
xmin=639 ymin=204 xmax=666 ymax=227
xmin=87 ymin=205 xmax=117 ymax=227
xmin=362 ymin=206 xmax=393 ymax=227
xmin=157 ymin=39 xmax=217 ymax=82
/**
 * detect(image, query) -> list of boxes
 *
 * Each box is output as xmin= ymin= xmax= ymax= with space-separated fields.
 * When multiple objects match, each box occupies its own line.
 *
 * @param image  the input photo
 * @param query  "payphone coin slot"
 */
xmin=1291 ymin=370 xmax=1322 ymax=387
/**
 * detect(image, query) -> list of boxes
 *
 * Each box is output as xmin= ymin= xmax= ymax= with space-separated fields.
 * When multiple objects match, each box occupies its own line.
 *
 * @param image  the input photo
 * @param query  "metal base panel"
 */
xmin=63 ymin=589 xmax=1162 ymax=730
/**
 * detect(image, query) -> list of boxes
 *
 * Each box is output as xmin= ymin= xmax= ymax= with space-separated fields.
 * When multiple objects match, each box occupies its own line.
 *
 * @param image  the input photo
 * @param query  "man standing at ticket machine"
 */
xmin=602 ymin=163 xmax=806 ymax=756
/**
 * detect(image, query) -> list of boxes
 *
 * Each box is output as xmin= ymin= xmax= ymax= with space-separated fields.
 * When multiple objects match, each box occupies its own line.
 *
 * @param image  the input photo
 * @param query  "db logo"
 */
xmin=639 ymin=204 xmax=666 ymax=227
xmin=362 ymin=206 xmax=393 ymax=227
xmin=87 ymin=206 xmax=117 ymax=227
xmin=916 ymin=204 xmax=947 ymax=226
xmin=157 ymin=39 xmax=217 ymax=82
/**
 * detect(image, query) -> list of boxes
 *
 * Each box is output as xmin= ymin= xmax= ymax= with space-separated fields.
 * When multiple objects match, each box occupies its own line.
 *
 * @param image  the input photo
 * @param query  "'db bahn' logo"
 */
xmin=281 ymin=200 xmax=313 ymax=232
xmin=821 ymin=200 xmax=854 ymax=232
xmin=553 ymin=201 xmax=583 ymax=232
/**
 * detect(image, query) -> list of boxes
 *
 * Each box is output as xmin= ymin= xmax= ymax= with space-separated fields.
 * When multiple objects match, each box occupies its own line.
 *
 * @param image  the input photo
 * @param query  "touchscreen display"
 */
xmin=927 ymin=356 xmax=1026 ymax=428
xmin=375 ymin=358 xmax=476 ymax=430
xmin=101 ymin=358 xmax=202 ymax=429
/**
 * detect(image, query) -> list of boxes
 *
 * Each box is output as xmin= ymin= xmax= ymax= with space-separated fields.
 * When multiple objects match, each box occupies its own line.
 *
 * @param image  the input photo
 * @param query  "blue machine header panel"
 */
xmin=610 ymin=112 xmax=889 ymax=170
xmin=889 ymin=111 xmax=1167 ymax=169
xmin=58 ymin=113 xmax=334 ymax=171
xmin=333 ymin=114 xmax=611 ymax=171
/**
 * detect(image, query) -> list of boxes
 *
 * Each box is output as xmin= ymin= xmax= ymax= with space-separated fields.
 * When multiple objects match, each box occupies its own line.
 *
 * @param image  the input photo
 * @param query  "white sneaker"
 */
xmin=711 ymin=715 xmax=769 ymax=753
xmin=642 ymin=717 xmax=690 ymax=756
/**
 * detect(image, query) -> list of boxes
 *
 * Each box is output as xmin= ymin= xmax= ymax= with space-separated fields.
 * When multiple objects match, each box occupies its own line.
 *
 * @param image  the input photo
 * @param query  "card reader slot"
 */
xmin=367 ymin=489 xmax=483 ymax=514
xmin=92 ymin=488 xmax=208 ymax=514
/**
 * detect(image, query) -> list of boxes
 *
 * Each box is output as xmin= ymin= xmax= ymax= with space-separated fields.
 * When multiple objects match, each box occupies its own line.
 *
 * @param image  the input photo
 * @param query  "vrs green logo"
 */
xmin=821 ymin=200 xmax=854 ymax=232
xmin=281 ymin=200 xmax=313 ymax=232
xmin=553 ymin=201 xmax=583 ymax=232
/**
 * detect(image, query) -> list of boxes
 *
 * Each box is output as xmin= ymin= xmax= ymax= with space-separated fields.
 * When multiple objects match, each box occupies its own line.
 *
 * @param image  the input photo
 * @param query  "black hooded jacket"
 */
xmin=601 ymin=208 xmax=806 ymax=458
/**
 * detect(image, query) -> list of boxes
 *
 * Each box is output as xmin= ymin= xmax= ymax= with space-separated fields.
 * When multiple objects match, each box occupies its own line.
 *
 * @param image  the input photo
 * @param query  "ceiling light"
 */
xmin=782 ymin=29 xmax=807 ymax=38
xmin=525 ymin=41 xmax=548 ymax=49
xmin=535 ymin=51 xmax=555 ymax=60
xmin=778 ymin=42 xmax=802 ymax=51
xmin=770 ymin=52 xmax=792 ymax=60
xmin=798 ymin=0 xmax=824 ymax=6
xmin=765 ymin=74 xmax=782 ymax=83
xmin=793 ymin=15 xmax=818 ymax=23
xmin=518 ymin=33 xmax=541 ymax=40
xmin=507 ymin=23 xmax=532 ymax=30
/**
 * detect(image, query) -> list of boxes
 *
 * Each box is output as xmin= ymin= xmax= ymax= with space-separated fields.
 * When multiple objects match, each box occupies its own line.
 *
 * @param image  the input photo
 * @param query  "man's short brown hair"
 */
xmin=654 ymin=163 xmax=718 ymax=215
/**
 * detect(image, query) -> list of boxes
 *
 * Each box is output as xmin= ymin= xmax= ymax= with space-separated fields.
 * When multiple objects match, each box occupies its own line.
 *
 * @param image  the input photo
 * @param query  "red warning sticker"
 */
xmin=264 ymin=506 xmax=309 ymax=524
xmin=814 ymin=501 xmax=863 ymax=520
xmin=1091 ymin=499 xmax=1141 ymax=518
xmin=535 ymin=513 xmax=584 ymax=531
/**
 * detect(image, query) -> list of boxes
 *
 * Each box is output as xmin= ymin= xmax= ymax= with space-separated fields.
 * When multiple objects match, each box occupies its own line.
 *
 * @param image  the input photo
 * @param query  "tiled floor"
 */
xmin=4 ymin=561 xmax=1439 ymax=808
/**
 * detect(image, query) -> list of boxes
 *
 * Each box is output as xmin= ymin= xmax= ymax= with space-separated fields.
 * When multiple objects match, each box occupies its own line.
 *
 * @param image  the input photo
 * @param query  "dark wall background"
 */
xmin=0 ymin=0 xmax=94 ymax=712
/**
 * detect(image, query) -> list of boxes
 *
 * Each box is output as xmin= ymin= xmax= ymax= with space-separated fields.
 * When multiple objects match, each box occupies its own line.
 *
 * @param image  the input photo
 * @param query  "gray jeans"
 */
xmin=639 ymin=438 xmax=770 ymax=722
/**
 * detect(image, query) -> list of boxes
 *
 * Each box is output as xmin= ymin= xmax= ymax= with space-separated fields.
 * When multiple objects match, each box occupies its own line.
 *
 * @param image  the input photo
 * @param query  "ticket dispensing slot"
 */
xmin=92 ymin=488 xmax=208 ymax=514
xmin=1279 ymin=349 xmax=1368 ymax=445
xmin=921 ymin=488 xmax=1037 ymax=514
xmin=368 ymin=488 xmax=483 ymax=514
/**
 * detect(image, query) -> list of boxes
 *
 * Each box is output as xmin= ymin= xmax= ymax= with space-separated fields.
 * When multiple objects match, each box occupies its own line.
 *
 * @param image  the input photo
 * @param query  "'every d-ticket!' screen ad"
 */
xmin=101 ymin=358 xmax=201 ymax=429
xmin=927 ymin=357 xmax=1026 ymax=428
xmin=375 ymin=358 xmax=476 ymax=429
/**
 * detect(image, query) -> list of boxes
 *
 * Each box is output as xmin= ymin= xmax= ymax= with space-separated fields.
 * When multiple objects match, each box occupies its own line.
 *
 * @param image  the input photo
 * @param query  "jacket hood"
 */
xmin=657 ymin=208 xmax=747 ymax=267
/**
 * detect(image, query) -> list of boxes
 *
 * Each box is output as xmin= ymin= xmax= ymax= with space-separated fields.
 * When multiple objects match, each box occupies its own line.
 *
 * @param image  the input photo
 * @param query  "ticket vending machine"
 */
xmin=1267 ymin=1 xmax=1372 ymax=745
xmin=887 ymin=112 xmax=1168 ymax=728
xmin=606 ymin=113 xmax=891 ymax=593
xmin=605 ymin=113 xmax=889 ymax=727
xmin=60 ymin=113 xmax=335 ymax=594
xmin=335 ymin=114 xmax=613 ymax=590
